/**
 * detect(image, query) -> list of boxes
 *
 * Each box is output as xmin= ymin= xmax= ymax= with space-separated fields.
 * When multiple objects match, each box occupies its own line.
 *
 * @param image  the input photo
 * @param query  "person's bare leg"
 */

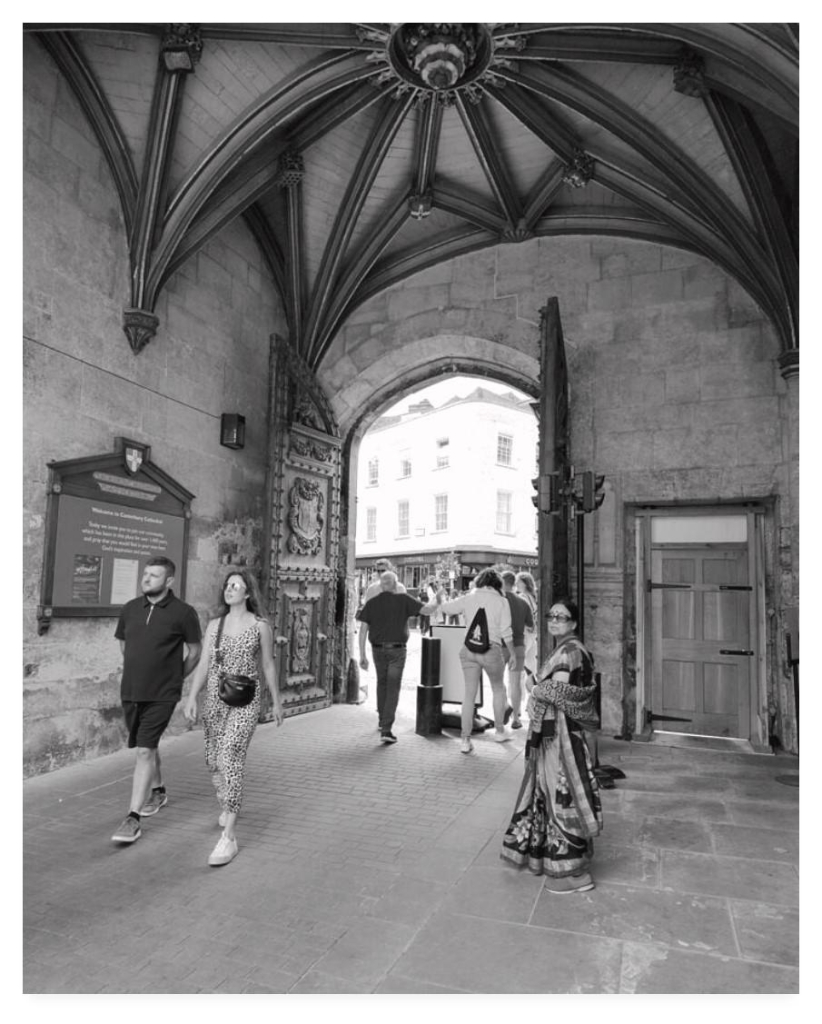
xmin=128 ymin=747 xmax=155 ymax=814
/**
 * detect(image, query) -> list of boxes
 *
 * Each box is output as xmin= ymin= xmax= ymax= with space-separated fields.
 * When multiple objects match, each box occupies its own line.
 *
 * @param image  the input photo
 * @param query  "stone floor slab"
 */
xmin=710 ymin=822 xmax=799 ymax=862
xmin=619 ymin=940 xmax=798 ymax=994
xmin=310 ymin=917 xmax=417 ymax=984
xmin=730 ymin=900 xmax=800 ymax=966
xmin=636 ymin=815 xmax=713 ymax=853
xmin=392 ymin=909 xmax=623 ymax=993
xmin=661 ymin=850 xmax=798 ymax=905
xmin=439 ymin=863 xmax=545 ymax=925
xmin=531 ymin=881 xmax=737 ymax=955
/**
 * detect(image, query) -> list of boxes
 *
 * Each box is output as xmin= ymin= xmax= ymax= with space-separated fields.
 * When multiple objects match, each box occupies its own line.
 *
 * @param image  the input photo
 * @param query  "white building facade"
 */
xmin=355 ymin=388 xmax=539 ymax=593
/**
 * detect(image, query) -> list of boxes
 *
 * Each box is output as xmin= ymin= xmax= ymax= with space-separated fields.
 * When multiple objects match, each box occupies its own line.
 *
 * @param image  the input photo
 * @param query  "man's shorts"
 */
xmin=122 ymin=701 xmax=176 ymax=749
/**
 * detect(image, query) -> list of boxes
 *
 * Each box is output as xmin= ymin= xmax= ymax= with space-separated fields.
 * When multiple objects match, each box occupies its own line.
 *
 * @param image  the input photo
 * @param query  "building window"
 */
xmin=436 ymin=436 xmax=449 ymax=469
xmin=366 ymin=507 xmax=376 ymax=542
xmin=368 ymin=458 xmax=379 ymax=486
xmin=397 ymin=500 xmax=410 ymax=537
xmin=400 ymin=457 xmax=412 ymax=478
xmin=496 ymin=490 xmax=513 ymax=534
xmin=497 ymin=433 xmax=513 ymax=466
xmin=434 ymin=494 xmax=448 ymax=532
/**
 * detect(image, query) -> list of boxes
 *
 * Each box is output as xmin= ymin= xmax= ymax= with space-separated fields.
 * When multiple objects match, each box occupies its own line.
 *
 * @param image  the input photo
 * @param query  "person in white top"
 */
xmin=420 ymin=568 xmax=513 ymax=753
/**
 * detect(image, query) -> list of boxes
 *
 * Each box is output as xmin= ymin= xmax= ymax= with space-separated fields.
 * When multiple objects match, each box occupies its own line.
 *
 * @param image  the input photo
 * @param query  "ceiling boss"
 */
xmin=360 ymin=22 xmax=524 ymax=103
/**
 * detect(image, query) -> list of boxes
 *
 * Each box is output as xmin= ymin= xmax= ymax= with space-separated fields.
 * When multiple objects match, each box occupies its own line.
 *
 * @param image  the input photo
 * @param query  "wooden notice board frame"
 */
xmin=37 ymin=438 xmax=194 ymax=634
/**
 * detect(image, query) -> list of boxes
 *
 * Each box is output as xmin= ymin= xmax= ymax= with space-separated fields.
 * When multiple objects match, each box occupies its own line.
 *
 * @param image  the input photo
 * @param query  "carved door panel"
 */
xmin=263 ymin=336 xmax=342 ymax=721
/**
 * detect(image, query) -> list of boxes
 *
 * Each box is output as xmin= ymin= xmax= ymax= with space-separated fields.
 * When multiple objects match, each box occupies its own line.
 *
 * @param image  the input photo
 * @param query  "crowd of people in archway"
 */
xmin=109 ymin=553 xmax=602 ymax=894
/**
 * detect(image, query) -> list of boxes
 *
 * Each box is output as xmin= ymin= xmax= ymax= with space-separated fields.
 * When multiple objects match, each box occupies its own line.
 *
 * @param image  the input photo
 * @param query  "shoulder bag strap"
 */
xmin=214 ymin=615 xmax=226 ymax=669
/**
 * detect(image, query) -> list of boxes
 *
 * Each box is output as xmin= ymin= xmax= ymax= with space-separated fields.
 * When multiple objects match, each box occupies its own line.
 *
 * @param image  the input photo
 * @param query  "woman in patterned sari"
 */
xmin=500 ymin=598 xmax=603 ymax=893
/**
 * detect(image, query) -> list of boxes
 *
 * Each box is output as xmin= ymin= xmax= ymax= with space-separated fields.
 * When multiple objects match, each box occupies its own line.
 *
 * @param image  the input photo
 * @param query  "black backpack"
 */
xmin=464 ymin=606 xmax=491 ymax=653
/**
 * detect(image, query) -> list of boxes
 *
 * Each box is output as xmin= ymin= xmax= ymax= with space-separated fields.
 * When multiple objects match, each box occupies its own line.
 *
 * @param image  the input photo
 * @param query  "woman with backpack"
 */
xmin=421 ymin=568 xmax=513 ymax=753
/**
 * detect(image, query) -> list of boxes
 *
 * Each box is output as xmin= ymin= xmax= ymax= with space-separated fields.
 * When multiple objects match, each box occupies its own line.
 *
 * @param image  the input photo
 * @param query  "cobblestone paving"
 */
xmin=24 ymin=633 xmax=799 ymax=994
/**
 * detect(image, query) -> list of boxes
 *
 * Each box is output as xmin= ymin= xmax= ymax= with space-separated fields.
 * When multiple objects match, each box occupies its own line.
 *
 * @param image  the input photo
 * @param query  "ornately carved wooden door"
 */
xmin=260 ymin=335 xmax=342 ymax=721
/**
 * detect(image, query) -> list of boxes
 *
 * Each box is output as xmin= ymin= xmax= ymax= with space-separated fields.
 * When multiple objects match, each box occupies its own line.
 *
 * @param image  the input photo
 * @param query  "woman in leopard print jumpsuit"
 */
xmin=184 ymin=570 xmax=284 ymax=866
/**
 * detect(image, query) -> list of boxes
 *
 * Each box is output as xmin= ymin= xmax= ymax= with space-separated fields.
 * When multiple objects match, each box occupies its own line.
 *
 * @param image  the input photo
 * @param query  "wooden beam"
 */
xmin=303 ymin=92 xmax=417 ymax=364
xmin=311 ymin=195 xmax=411 ymax=369
xmin=521 ymin=161 xmax=567 ymax=232
xmin=147 ymin=54 xmax=376 ymax=310
xmin=455 ymin=94 xmax=522 ymax=229
xmin=704 ymin=92 xmax=798 ymax=346
xmin=34 ymin=32 xmax=137 ymax=237
xmin=413 ymin=95 xmax=444 ymax=198
xmin=129 ymin=59 xmax=189 ymax=311
xmin=497 ymin=63 xmax=779 ymax=315
xmin=487 ymin=81 xmax=580 ymax=161
xmin=433 ymin=184 xmax=509 ymax=234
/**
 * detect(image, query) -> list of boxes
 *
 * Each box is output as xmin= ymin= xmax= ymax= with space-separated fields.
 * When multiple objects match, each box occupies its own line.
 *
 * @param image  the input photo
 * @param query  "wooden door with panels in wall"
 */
xmin=645 ymin=512 xmax=761 ymax=741
xmin=263 ymin=335 xmax=342 ymax=721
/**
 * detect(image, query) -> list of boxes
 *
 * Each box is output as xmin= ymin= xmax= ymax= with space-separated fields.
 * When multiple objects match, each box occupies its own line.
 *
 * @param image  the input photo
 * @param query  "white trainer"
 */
xmin=493 ymin=729 xmax=511 ymax=743
xmin=208 ymin=831 xmax=239 ymax=866
xmin=460 ymin=737 xmax=474 ymax=754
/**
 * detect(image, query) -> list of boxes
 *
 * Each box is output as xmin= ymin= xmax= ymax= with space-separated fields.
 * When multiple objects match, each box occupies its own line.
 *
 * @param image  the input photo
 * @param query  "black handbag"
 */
xmin=214 ymin=616 xmax=257 ymax=708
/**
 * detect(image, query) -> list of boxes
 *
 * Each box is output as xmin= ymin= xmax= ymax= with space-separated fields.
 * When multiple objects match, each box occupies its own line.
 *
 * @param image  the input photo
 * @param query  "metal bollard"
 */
xmin=416 ymin=636 xmax=442 ymax=735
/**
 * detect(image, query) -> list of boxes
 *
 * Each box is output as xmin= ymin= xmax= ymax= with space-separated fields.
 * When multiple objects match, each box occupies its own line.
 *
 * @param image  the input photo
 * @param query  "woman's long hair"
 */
xmin=473 ymin=568 xmax=503 ymax=592
xmin=216 ymin=568 xmax=268 ymax=620
xmin=515 ymin=571 xmax=537 ymax=598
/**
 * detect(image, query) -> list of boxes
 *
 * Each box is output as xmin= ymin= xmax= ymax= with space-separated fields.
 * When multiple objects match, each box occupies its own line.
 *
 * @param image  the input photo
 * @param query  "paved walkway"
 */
xmin=24 ymin=633 xmax=799 ymax=995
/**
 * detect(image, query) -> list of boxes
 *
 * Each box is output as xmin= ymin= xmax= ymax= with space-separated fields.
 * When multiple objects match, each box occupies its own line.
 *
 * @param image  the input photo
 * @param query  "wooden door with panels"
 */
xmin=263 ymin=336 xmax=342 ymax=721
xmin=649 ymin=542 xmax=753 ymax=738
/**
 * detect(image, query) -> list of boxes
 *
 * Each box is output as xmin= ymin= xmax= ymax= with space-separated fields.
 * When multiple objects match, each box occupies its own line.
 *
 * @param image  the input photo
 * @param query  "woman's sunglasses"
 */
xmin=546 ymin=612 xmax=572 ymax=622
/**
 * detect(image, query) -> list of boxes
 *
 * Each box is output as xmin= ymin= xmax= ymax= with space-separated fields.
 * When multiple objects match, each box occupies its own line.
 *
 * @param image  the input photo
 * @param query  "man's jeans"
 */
xmin=371 ymin=645 xmax=407 ymax=732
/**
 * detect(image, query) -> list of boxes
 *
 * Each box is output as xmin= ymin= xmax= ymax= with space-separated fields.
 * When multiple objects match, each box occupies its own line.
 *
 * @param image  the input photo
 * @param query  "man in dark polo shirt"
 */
xmin=111 ymin=556 xmax=202 ymax=844
xmin=357 ymin=571 xmax=424 ymax=744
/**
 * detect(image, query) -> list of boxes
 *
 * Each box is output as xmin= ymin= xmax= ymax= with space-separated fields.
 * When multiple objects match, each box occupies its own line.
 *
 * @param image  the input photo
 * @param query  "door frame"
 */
xmin=633 ymin=502 xmax=769 ymax=750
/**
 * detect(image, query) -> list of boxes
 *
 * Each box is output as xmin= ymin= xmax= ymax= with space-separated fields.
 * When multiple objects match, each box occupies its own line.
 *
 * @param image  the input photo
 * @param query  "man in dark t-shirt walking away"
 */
xmin=357 ymin=571 xmax=424 ymax=744
xmin=111 ymin=556 xmax=202 ymax=845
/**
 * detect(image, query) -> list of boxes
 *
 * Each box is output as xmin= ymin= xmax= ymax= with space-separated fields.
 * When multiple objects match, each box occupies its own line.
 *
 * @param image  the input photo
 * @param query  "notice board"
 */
xmin=430 ymin=623 xmax=483 ymax=707
xmin=38 ymin=439 xmax=194 ymax=634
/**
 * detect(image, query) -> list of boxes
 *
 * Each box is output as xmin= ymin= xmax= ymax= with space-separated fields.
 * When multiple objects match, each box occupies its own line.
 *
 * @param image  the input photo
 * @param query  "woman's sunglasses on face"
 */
xmin=547 ymin=612 xmax=572 ymax=622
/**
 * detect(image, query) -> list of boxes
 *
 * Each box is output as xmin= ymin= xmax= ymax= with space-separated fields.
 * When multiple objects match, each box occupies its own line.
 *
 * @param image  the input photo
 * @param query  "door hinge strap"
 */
xmin=647 ymin=581 xmax=691 ymax=591
xmin=719 ymin=585 xmax=752 ymax=591
xmin=719 ymin=649 xmax=755 ymax=656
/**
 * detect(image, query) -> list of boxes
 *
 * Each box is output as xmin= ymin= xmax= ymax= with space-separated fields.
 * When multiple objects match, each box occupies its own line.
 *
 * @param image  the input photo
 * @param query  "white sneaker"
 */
xmin=493 ymin=729 xmax=511 ymax=743
xmin=460 ymin=737 xmax=474 ymax=754
xmin=208 ymin=831 xmax=238 ymax=866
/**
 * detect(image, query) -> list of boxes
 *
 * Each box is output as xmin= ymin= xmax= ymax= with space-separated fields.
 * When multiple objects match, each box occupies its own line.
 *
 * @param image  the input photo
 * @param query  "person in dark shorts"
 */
xmin=111 ymin=556 xmax=202 ymax=844
xmin=501 ymin=570 xmax=534 ymax=730
xmin=357 ymin=571 xmax=424 ymax=743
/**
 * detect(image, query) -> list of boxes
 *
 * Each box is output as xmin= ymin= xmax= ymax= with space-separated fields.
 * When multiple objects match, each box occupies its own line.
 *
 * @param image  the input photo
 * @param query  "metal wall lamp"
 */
xmin=220 ymin=413 xmax=246 ymax=450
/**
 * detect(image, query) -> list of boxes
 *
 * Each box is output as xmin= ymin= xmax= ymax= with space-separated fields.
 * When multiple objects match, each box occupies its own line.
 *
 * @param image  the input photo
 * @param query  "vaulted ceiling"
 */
xmin=27 ymin=22 xmax=799 ymax=367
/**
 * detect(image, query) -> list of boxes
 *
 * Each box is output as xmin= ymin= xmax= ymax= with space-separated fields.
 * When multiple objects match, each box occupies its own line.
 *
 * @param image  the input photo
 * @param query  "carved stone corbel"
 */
xmin=122 ymin=308 xmax=159 ymax=354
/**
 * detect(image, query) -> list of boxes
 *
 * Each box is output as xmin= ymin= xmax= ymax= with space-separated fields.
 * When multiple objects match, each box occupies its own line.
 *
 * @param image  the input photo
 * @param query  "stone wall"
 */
xmin=323 ymin=236 xmax=794 ymax=747
xmin=23 ymin=38 xmax=286 ymax=774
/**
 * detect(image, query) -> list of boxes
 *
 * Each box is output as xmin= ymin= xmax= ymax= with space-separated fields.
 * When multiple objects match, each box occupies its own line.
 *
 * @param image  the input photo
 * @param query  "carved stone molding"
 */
xmin=277 ymin=150 xmax=305 ymax=189
xmin=562 ymin=149 xmax=595 ymax=188
xmin=162 ymin=24 xmax=204 ymax=71
xmin=778 ymin=348 xmax=799 ymax=381
xmin=289 ymin=606 xmax=313 ymax=674
xmin=673 ymin=48 xmax=707 ymax=98
xmin=122 ymin=308 xmax=159 ymax=354
xmin=408 ymin=191 xmax=433 ymax=219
